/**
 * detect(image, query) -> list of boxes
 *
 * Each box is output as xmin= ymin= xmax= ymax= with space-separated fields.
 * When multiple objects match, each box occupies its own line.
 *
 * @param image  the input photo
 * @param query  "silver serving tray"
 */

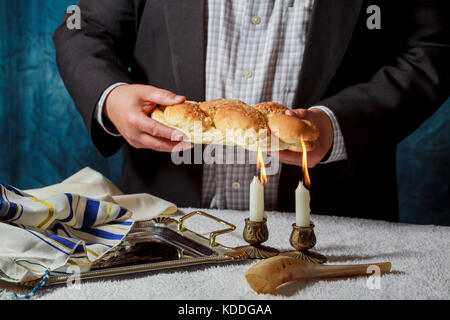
xmin=44 ymin=211 xmax=248 ymax=286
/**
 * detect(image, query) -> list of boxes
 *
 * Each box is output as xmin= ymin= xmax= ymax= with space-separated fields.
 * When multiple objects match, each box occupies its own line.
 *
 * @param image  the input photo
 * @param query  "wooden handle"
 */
xmin=314 ymin=262 xmax=391 ymax=278
xmin=245 ymin=256 xmax=391 ymax=294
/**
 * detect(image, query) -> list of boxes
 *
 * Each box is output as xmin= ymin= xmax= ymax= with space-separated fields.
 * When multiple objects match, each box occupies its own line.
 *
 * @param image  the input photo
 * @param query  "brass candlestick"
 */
xmin=280 ymin=222 xmax=327 ymax=264
xmin=238 ymin=218 xmax=279 ymax=259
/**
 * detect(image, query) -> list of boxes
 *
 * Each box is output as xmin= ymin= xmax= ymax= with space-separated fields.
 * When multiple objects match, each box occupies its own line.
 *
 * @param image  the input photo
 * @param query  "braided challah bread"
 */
xmin=151 ymin=99 xmax=319 ymax=152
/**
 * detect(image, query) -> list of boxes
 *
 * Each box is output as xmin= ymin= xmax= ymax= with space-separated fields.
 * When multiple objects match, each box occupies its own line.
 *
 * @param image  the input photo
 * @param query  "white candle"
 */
xmin=295 ymin=181 xmax=310 ymax=227
xmin=249 ymin=176 xmax=264 ymax=222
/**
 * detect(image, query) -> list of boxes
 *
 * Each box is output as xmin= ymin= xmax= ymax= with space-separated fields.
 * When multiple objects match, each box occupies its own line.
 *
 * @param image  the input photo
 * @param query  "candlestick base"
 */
xmin=240 ymin=218 xmax=279 ymax=259
xmin=280 ymin=222 xmax=327 ymax=264
xmin=280 ymin=250 xmax=327 ymax=264
xmin=238 ymin=244 xmax=279 ymax=259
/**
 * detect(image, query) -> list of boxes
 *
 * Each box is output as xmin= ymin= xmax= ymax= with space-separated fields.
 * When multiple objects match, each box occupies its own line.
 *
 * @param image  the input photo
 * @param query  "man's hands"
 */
xmin=270 ymin=108 xmax=334 ymax=168
xmin=104 ymin=85 xmax=332 ymax=163
xmin=104 ymin=84 xmax=193 ymax=152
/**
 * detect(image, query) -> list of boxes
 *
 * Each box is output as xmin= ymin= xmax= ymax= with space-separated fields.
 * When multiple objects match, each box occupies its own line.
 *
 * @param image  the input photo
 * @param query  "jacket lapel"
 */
xmin=163 ymin=0 xmax=206 ymax=101
xmin=162 ymin=0 xmax=363 ymax=106
xmin=294 ymin=0 xmax=364 ymax=107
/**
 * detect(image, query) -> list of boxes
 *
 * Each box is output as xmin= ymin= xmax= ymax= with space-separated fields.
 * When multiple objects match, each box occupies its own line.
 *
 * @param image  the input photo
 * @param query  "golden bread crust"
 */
xmin=163 ymin=102 xmax=212 ymax=131
xmin=253 ymin=102 xmax=287 ymax=118
xmin=268 ymin=114 xmax=319 ymax=143
xmin=199 ymin=99 xmax=246 ymax=118
xmin=214 ymin=104 xmax=267 ymax=132
xmin=151 ymin=99 xmax=319 ymax=152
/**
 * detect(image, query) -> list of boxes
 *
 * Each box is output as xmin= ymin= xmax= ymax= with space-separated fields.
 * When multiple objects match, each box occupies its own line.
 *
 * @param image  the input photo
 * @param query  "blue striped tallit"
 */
xmin=0 ymin=183 xmax=134 ymax=283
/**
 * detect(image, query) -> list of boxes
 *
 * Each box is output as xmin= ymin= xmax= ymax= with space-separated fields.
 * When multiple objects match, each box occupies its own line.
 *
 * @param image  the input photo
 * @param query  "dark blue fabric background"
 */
xmin=0 ymin=1 xmax=122 ymax=188
xmin=0 ymin=1 xmax=449 ymax=225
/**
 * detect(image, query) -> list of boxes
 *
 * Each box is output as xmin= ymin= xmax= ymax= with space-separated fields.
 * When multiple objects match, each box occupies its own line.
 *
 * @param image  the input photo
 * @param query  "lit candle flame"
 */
xmin=300 ymin=136 xmax=311 ymax=188
xmin=257 ymin=145 xmax=268 ymax=185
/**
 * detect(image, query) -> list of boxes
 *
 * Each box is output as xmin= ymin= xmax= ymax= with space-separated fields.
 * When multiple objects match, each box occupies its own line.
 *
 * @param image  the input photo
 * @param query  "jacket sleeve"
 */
xmin=53 ymin=0 xmax=137 ymax=157
xmin=318 ymin=0 xmax=450 ymax=174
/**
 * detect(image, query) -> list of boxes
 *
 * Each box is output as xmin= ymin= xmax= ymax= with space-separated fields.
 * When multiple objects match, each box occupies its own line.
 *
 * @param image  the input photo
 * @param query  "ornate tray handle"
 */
xmin=178 ymin=211 xmax=236 ymax=247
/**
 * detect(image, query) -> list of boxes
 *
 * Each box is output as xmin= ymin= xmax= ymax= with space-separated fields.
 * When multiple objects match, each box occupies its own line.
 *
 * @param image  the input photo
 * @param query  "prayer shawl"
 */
xmin=0 ymin=168 xmax=177 ymax=284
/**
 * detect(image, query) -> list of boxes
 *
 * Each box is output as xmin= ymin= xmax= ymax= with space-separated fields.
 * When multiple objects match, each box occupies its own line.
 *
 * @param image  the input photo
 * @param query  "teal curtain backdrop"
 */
xmin=0 ymin=1 xmax=448 ymax=224
xmin=0 ymin=1 xmax=122 ymax=188
xmin=397 ymin=101 xmax=450 ymax=225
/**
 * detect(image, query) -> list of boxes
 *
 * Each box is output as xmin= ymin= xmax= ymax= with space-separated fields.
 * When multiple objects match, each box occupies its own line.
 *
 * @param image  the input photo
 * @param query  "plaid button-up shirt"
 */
xmin=96 ymin=0 xmax=347 ymax=211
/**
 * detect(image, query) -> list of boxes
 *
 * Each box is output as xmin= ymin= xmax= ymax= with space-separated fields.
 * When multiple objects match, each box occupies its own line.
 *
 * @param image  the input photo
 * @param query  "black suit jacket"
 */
xmin=53 ymin=0 xmax=450 ymax=221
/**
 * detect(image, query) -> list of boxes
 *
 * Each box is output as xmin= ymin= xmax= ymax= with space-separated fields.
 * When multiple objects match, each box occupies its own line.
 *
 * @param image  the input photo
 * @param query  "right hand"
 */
xmin=104 ymin=84 xmax=193 ymax=152
xmin=269 ymin=108 xmax=334 ymax=168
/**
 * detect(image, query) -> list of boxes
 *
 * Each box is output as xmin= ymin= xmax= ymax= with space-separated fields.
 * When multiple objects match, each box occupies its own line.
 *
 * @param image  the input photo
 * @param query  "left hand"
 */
xmin=269 ymin=108 xmax=334 ymax=168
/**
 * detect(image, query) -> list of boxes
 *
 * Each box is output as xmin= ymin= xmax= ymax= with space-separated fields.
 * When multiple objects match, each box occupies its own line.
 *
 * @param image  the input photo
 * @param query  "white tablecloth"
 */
xmin=29 ymin=208 xmax=450 ymax=299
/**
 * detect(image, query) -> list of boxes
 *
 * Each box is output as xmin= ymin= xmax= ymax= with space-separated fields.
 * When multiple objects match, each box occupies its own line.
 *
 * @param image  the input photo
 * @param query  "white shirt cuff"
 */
xmin=94 ymin=83 xmax=129 ymax=137
xmin=308 ymin=106 xmax=348 ymax=163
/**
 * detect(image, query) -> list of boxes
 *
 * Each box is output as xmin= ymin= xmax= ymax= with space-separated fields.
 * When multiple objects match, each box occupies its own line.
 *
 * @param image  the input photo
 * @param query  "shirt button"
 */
xmin=232 ymin=181 xmax=241 ymax=190
xmin=251 ymin=15 xmax=261 ymax=25
xmin=243 ymin=70 xmax=253 ymax=79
